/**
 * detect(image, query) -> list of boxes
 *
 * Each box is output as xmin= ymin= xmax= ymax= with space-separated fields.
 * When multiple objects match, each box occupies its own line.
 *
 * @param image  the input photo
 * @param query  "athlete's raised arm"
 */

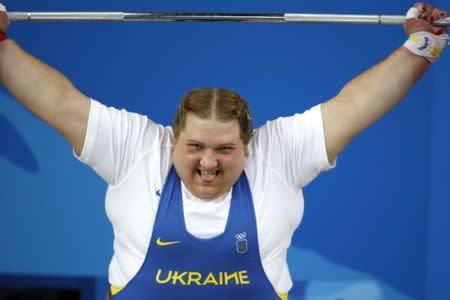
xmin=0 ymin=5 xmax=90 ymax=155
xmin=321 ymin=3 xmax=448 ymax=163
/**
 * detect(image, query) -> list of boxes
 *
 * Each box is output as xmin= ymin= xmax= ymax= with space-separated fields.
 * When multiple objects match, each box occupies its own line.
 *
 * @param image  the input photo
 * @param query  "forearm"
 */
xmin=0 ymin=39 xmax=89 ymax=153
xmin=322 ymin=47 xmax=430 ymax=161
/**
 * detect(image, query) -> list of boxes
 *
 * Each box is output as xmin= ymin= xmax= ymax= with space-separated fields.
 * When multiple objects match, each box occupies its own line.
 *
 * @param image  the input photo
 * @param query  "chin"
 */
xmin=196 ymin=192 xmax=220 ymax=200
xmin=194 ymin=188 xmax=220 ymax=200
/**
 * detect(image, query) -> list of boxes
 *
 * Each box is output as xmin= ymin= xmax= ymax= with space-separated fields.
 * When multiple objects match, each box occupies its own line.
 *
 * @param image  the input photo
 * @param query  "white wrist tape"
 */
xmin=0 ymin=4 xmax=6 ymax=12
xmin=403 ymin=31 xmax=448 ymax=63
xmin=406 ymin=7 xmax=421 ymax=19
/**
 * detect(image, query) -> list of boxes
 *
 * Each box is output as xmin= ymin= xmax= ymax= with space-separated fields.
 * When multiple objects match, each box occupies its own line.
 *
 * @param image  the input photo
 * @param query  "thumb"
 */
xmin=0 ymin=4 xmax=9 ymax=32
xmin=433 ymin=27 xmax=448 ymax=36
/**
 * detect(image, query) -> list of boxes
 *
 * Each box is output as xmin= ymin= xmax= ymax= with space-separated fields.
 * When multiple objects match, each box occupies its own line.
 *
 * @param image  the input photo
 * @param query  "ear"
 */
xmin=171 ymin=136 xmax=179 ymax=151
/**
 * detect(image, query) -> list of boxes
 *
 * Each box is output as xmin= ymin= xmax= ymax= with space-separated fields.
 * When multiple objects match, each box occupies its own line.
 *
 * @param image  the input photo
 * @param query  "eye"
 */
xmin=188 ymin=143 xmax=202 ymax=150
xmin=217 ymin=147 xmax=233 ymax=153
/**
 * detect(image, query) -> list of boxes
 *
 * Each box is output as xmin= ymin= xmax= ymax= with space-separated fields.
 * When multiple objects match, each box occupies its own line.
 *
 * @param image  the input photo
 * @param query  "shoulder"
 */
xmin=247 ymin=104 xmax=323 ymax=153
xmin=89 ymin=98 xmax=174 ymax=144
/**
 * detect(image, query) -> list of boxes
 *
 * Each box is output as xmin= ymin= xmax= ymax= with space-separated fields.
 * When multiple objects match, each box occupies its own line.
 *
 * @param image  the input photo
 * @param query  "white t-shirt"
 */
xmin=77 ymin=99 xmax=333 ymax=294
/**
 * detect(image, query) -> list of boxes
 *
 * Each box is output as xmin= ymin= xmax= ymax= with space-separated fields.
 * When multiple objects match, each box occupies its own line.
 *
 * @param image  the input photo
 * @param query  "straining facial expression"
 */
xmin=171 ymin=88 xmax=253 ymax=200
xmin=172 ymin=113 xmax=247 ymax=200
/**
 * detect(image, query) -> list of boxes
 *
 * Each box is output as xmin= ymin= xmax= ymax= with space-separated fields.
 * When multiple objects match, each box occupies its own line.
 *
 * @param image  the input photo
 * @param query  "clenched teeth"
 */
xmin=198 ymin=169 xmax=220 ymax=175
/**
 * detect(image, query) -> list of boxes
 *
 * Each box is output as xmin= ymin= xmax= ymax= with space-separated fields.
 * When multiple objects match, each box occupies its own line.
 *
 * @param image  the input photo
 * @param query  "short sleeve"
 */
xmin=75 ymin=99 xmax=172 ymax=186
xmin=250 ymin=104 xmax=334 ymax=190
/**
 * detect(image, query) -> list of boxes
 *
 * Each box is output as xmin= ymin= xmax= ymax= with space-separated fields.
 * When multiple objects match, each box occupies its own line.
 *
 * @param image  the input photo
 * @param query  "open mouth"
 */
xmin=197 ymin=169 xmax=220 ymax=182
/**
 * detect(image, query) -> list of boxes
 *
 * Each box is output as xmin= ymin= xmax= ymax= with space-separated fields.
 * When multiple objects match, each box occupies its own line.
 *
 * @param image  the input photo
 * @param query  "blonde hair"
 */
xmin=173 ymin=88 xmax=253 ymax=145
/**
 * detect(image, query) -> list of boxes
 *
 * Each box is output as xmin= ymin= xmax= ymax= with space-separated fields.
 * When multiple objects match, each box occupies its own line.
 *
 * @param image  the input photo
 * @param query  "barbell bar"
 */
xmin=6 ymin=12 xmax=450 ymax=26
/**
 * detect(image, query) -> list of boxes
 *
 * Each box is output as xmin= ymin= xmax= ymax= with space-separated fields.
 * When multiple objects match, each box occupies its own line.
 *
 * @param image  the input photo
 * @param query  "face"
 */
xmin=172 ymin=113 xmax=247 ymax=200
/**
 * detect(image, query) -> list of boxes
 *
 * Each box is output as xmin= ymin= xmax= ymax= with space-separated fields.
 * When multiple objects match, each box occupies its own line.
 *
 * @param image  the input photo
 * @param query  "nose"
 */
xmin=199 ymin=149 xmax=218 ymax=169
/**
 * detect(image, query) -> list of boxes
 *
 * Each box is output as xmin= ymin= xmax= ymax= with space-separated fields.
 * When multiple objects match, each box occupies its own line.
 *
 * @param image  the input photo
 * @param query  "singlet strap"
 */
xmin=110 ymin=285 xmax=125 ymax=296
xmin=276 ymin=290 xmax=288 ymax=300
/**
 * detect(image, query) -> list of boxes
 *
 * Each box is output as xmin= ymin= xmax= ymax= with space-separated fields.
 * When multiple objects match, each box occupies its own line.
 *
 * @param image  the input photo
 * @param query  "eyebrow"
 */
xmin=186 ymin=140 xmax=237 ymax=147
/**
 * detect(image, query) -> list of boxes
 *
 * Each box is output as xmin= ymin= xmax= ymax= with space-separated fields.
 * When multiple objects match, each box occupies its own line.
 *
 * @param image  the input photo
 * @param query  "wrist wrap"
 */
xmin=403 ymin=31 xmax=448 ymax=63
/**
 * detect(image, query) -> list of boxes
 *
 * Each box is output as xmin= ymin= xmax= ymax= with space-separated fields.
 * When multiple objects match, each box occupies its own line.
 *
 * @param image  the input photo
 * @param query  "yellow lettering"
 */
xmin=155 ymin=269 xmax=172 ymax=284
xmin=202 ymin=272 xmax=219 ymax=285
xmin=238 ymin=270 xmax=250 ymax=284
xmin=171 ymin=271 xmax=187 ymax=285
xmin=155 ymin=269 xmax=250 ymax=286
xmin=224 ymin=272 xmax=239 ymax=285
xmin=187 ymin=272 xmax=202 ymax=285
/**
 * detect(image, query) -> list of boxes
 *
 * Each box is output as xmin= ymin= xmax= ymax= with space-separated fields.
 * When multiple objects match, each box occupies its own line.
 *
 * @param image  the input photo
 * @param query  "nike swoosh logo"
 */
xmin=156 ymin=237 xmax=181 ymax=246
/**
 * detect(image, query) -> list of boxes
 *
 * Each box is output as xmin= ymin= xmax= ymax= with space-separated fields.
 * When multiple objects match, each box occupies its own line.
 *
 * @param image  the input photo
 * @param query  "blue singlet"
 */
xmin=113 ymin=167 xmax=281 ymax=299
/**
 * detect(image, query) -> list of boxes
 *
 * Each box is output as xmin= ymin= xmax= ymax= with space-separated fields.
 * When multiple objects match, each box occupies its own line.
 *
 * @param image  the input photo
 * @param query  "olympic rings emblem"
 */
xmin=235 ymin=232 xmax=247 ymax=241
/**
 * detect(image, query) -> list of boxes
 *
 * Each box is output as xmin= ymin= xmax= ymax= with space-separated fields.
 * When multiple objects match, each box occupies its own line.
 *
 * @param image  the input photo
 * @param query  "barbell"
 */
xmin=6 ymin=11 xmax=450 ymax=26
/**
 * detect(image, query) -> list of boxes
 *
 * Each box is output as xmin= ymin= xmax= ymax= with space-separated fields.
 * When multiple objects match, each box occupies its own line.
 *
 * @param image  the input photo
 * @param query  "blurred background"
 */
xmin=0 ymin=0 xmax=449 ymax=299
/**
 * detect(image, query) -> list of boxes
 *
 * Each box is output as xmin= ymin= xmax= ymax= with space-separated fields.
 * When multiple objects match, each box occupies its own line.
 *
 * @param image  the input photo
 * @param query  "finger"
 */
xmin=434 ymin=9 xmax=448 ymax=35
xmin=0 ymin=3 xmax=9 ymax=29
xmin=436 ymin=9 xmax=448 ymax=35
xmin=433 ymin=26 xmax=448 ymax=35
xmin=430 ymin=8 xmax=441 ymax=23
xmin=421 ymin=4 xmax=434 ymax=21
xmin=414 ymin=2 xmax=426 ymax=12
xmin=439 ymin=10 xmax=448 ymax=19
xmin=406 ymin=7 xmax=422 ymax=19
